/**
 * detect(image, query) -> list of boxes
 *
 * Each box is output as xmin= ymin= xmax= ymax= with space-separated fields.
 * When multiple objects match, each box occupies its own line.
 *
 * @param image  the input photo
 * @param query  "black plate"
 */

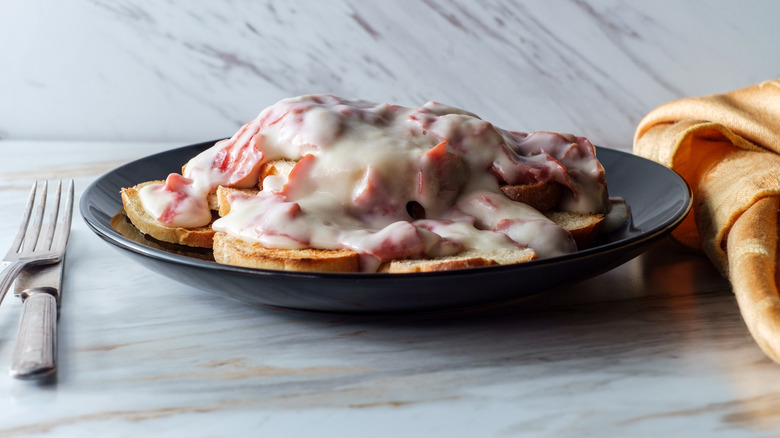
xmin=80 ymin=140 xmax=691 ymax=312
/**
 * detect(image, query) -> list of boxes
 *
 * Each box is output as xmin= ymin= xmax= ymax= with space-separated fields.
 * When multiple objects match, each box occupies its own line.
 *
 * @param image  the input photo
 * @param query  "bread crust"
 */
xmin=216 ymin=185 xmax=258 ymax=217
xmin=259 ymin=160 xmax=296 ymax=189
xmin=213 ymin=231 xmax=360 ymax=272
xmin=121 ymin=181 xmax=215 ymax=248
xmin=500 ymin=182 xmax=563 ymax=212
xmin=544 ymin=210 xmax=604 ymax=249
xmin=378 ymin=248 xmax=536 ymax=273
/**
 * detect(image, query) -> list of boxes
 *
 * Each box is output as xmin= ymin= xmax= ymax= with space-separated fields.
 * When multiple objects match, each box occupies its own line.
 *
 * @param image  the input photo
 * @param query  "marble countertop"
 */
xmin=0 ymin=141 xmax=777 ymax=436
xmin=2 ymin=1 xmax=780 ymax=436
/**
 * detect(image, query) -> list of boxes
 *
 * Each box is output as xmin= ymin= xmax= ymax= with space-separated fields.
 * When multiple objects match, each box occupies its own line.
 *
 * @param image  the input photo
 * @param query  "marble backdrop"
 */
xmin=1 ymin=0 xmax=778 ymax=150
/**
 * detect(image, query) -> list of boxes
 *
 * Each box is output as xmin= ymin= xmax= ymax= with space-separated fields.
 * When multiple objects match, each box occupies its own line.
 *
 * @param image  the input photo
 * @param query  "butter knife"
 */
xmin=9 ymin=257 xmax=64 ymax=379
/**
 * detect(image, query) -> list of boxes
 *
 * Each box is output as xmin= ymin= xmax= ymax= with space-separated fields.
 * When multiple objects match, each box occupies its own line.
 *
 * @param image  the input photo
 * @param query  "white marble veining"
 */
xmin=1 ymin=1 xmax=780 ymax=436
xmin=2 ymin=1 xmax=778 ymax=150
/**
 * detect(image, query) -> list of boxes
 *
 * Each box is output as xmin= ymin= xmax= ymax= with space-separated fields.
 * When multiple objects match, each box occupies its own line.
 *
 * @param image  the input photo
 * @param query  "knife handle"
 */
xmin=10 ymin=289 xmax=57 ymax=380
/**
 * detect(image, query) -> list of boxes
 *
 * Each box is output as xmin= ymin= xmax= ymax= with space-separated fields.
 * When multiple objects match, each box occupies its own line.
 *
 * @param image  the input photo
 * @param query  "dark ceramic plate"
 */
xmin=80 ymin=140 xmax=691 ymax=312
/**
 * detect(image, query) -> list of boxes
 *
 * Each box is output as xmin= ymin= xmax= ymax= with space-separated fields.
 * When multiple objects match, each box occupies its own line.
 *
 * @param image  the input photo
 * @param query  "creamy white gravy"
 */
xmin=138 ymin=95 xmax=610 ymax=271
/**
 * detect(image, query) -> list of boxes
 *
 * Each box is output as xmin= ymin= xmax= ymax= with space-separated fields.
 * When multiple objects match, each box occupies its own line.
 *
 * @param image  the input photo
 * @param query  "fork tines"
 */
xmin=10 ymin=180 xmax=74 ymax=260
xmin=0 ymin=180 xmax=74 ymax=306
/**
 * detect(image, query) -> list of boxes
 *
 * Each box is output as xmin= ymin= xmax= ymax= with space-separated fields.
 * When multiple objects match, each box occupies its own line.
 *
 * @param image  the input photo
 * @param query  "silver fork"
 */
xmin=0 ymin=180 xmax=74 ymax=306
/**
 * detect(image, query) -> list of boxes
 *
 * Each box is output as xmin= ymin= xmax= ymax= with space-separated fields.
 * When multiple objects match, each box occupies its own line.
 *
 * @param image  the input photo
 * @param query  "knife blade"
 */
xmin=9 ymin=257 xmax=64 ymax=379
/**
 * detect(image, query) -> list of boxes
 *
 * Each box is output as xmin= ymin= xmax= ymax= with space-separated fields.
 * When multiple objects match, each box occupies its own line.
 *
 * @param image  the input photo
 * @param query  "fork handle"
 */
xmin=0 ymin=261 xmax=25 ymax=306
xmin=10 ymin=289 xmax=57 ymax=379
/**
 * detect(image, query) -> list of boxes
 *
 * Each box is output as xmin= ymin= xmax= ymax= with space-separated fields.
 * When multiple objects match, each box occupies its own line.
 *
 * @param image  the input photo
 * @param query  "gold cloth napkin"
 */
xmin=634 ymin=79 xmax=780 ymax=362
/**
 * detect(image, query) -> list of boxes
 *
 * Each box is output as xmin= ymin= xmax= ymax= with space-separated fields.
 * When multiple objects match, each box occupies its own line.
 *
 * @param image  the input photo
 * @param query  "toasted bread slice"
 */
xmin=207 ymin=191 xmax=220 ymax=211
xmin=378 ymin=248 xmax=537 ymax=273
xmin=216 ymin=185 xmax=259 ymax=216
xmin=213 ymin=185 xmax=603 ymax=271
xmin=260 ymin=159 xmax=296 ymax=187
xmin=213 ymin=230 xmax=535 ymax=273
xmin=500 ymin=182 xmax=563 ymax=212
xmin=215 ymin=179 xmax=359 ymax=272
xmin=213 ymin=231 xmax=360 ymax=272
xmin=121 ymin=181 xmax=216 ymax=248
xmin=211 ymin=216 xmax=595 ymax=273
xmin=500 ymin=181 xmax=605 ymax=249
xmin=546 ymin=210 xmax=604 ymax=249
xmin=214 ymin=186 xmax=539 ymax=272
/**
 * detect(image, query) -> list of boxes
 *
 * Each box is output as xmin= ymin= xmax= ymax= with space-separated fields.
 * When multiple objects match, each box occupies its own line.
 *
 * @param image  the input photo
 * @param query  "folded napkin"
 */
xmin=634 ymin=79 xmax=780 ymax=362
